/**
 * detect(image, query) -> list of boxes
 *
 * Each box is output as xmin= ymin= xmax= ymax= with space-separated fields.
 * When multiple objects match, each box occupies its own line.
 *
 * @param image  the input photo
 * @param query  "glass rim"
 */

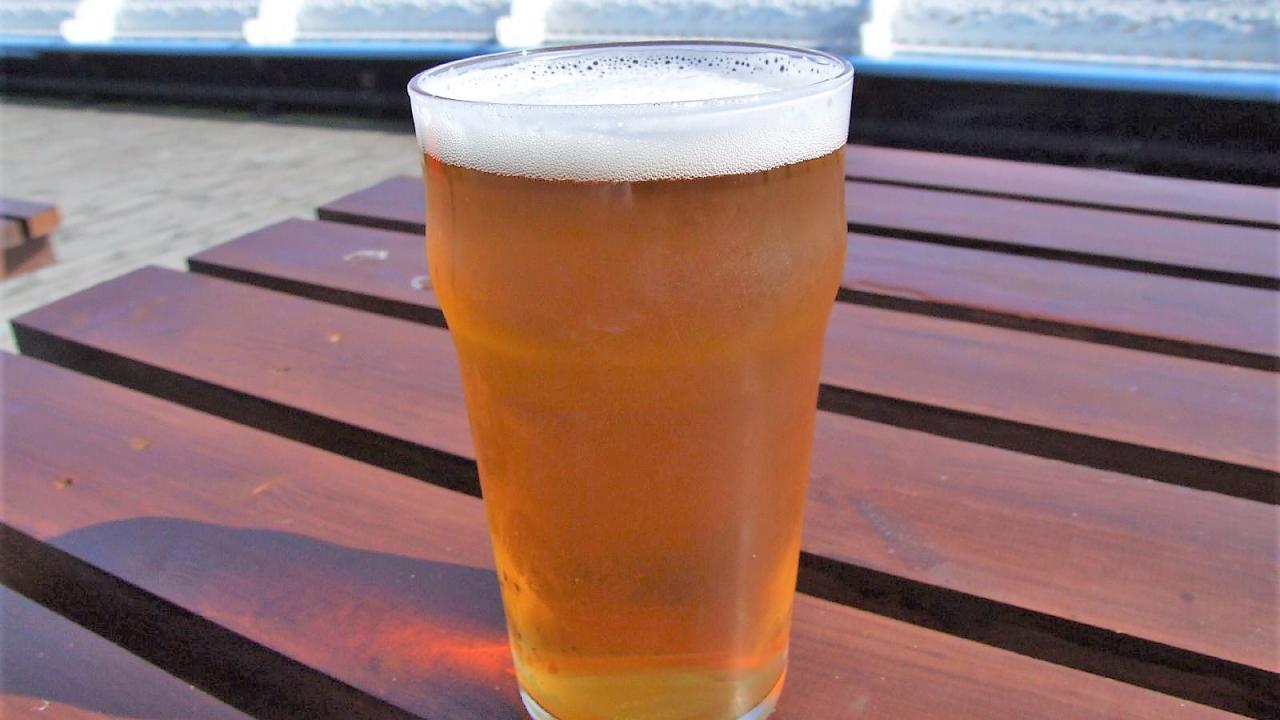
xmin=406 ymin=40 xmax=854 ymax=112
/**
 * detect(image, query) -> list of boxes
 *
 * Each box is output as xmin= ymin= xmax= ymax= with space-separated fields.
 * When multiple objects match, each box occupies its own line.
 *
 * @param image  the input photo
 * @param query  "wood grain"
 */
xmin=0 ymin=585 xmax=251 ymax=720
xmin=843 ymin=146 xmax=1280 ymax=229
xmin=193 ymin=218 xmax=1278 ymax=370
xmin=11 ymin=269 xmax=1277 ymax=694
xmin=317 ymin=175 xmax=1280 ymax=288
xmin=2 ymin=353 xmax=1244 ymax=720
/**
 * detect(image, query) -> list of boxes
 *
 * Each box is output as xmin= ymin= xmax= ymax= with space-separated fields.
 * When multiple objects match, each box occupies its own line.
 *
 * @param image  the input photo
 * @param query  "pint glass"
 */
xmin=408 ymin=42 xmax=853 ymax=720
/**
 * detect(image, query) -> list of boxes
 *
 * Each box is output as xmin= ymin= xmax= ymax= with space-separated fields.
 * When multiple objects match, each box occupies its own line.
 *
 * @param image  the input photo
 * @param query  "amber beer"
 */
xmin=410 ymin=43 xmax=854 ymax=720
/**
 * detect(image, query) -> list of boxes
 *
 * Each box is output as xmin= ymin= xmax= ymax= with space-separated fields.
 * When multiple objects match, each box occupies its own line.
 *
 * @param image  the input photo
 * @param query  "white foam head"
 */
xmin=408 ymin=43 xmax=853 ymax=182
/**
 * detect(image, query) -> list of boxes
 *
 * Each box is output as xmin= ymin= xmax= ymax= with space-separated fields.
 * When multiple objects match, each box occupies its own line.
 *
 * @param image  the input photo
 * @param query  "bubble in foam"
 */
xmin=409 ymin=44 xmax=853 ymax=182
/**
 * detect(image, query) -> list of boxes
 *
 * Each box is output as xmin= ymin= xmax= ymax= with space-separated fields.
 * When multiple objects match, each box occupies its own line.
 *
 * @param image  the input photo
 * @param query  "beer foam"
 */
xmin=409 ymin=45 xmax=853 ymax=182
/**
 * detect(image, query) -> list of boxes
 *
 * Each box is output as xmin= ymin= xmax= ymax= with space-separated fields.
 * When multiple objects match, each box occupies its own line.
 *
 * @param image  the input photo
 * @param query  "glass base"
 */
xmin=519 ymin=668 xmax=786 ymax=720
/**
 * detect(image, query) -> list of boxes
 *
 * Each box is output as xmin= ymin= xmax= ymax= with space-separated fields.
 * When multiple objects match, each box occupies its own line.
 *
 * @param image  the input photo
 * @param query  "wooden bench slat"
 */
xmin=0 ymin=197 xmax=61 ymax=240
xmin=0 ymin=585 xmax=251 ymax=720
xmin=317 ymin=177 xmax=423 ymax=235
xmin=843 ymin=146 xmax=1280 ymax=229
xmin=201 ymin=218 xmax=1277 ymax=370
xmin=318 ymin=176 xmax=1280 ymax=288
xmin=190 ymin=219 xmax=442 ymax=325
xmin=821 ymin=302 xmax=1277 ymax=478
xmin=845 ymin=233 xmax=1277 ymax=370
xmin=807 ymin=413 xmax=1278 ymax=676
xmin=190 ymin=222 xmax=1278 ymax=488
xmin=3 ymin=353 xmax=1240 ymax=720
xmin=0 ymin=198 xmax=59 ymax=279
xmin=845 ymin=182 xmax=1279 ymax=288
xmin=12 ymin=268 xmax=1276 ymax=686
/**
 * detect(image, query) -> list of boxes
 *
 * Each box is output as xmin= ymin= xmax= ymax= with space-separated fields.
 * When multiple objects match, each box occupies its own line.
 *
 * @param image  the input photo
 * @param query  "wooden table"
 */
xmin=3 ymin=146 xmax=1277 ymax=719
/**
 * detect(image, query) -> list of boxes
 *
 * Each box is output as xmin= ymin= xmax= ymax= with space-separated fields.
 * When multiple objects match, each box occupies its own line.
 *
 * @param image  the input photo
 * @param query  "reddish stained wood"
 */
xmin=0 ymin=358 xmax=514 ymax=720
xmin=0 ymin=197 xmax=61 ymax=241
xmin=195 ymin=218 xmax=1277 ymax=369
xmin=0 ymin=585 xmax=250 ymax=720
xmin=0 ymin=353 xmax=1245 ymax=720
xmin=843 ymin=233 xmax=1277 ymax=369
xmin=844 ymin=145 xmax=1280 ymax=229
xmin=14 ymin=267 xmax=475 ymax=460
xmin=11 ymin=268 xmax=1277 ymax=675
xmin=317 ymin=177 xmax=423 ymax=235
xmin=190 ymin=219 xmax=442 ymax=325
xmin=806 ymin=413 xmax=1279 ymax=675
xmin=821 ymin=301 xmax=1277 ymax=474
xmin=844 ymin=182 xmax=1279 ymax=287
xmin=0 ymin=198 xmax=59 ymax=279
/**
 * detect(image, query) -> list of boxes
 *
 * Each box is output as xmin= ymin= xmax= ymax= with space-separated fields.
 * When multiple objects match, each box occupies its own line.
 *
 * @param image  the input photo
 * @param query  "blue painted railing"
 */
xmin=2 ymin=36 xmax=1276 ymax=102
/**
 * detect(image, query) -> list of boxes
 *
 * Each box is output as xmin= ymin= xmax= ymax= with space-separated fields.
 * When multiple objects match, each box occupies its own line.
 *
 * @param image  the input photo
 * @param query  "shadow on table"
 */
xmin=4 ymin=516 xmax=525 ymax=720
xmin=2 ymin=586 xmax=234 ymax=720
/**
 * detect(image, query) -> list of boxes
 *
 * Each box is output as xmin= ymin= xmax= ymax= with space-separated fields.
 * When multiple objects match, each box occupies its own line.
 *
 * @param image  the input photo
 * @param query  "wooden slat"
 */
xmin=843 ymin=233 xmax=1277 ymax=370
xmin=845 ymin=182 xmax=1280 ymax=288
xmin=191 ymin=221 xmax=1278 ymax=496
xmin=190 ymin=219 xmax=442 ymax=326
xmin=844 ymin=146 xmax=1280 ymax=229
xmin=0 ymin=585 xmax=250 ymax=720
xmin=3 ymin=354 xmax=1239 ymax=720
xmin=0 ymin=197 xmax=61 ymax=240
xmin=1 ymin=198 xmax=59 ymax=279
xmin=820 ymin=302 xmax=1278 ymax=478
xmin=12 ymin=268 xmax=1276 ymax=707
xmin=203 ymin=218 xmax=1277 ymax=370
xmin=806 ymin=414 xmax=1278 ymax=675
xmin=317 ymin=178 xmax=422 ymax=235
xmin=318 ymin=175 xmax=1280 ymax=288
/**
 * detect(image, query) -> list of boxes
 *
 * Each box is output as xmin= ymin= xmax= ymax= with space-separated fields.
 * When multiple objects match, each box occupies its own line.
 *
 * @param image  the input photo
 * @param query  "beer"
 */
xmin=410 ymin=44 xmax=853 ymax=720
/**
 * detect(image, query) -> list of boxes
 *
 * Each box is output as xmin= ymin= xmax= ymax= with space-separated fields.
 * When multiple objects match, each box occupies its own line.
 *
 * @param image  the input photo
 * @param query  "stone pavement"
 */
xmin=0 ymin=98 xmax=422 ymax=350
